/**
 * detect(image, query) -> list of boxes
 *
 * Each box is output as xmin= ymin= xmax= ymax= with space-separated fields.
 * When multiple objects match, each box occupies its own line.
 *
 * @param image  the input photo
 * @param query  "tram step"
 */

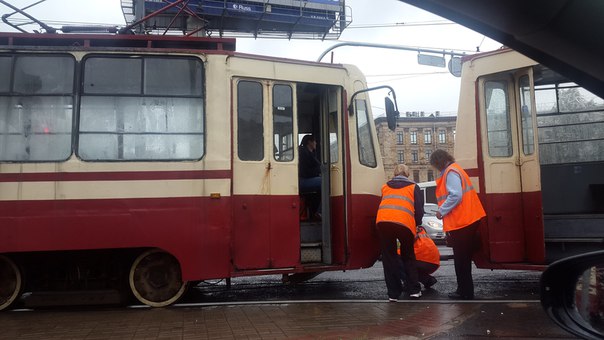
xmin=300 ymin=222 xmax=322 ymax=243
xmin=301 ymin=243 xmax=322 ymax=263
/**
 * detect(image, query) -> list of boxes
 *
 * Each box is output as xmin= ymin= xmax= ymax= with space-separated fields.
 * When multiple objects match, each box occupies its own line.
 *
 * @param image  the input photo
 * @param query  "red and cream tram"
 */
xmin=455 ymin=48 xmax=604 ymax=270
xmin=0 ymin=33 xmax=391 ymax=309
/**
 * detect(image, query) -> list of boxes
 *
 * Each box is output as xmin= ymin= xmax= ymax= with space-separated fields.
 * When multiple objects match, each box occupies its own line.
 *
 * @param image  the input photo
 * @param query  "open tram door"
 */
xmin=231 ymin=79 xmax=345 ymax=271
xmin=296 ymin=84 xmax=345 ymax=266
xmin=478 ymin=68 xmax=545 ymax=265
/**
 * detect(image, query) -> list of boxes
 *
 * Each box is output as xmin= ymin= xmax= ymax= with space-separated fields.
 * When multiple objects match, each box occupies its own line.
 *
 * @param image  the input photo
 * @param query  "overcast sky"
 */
xmin=0 ymin=0 xmax=503 ymax=116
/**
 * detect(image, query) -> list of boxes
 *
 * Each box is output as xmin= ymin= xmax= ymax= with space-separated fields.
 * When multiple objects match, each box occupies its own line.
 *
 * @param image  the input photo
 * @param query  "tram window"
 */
xmin=0 ymin=55 xmax=74 ymax=162
xmin=518 ymin=75 xmax=535 ymax=155
xmin=0 ymin=56 xmax=11 ymax=93
xmin=535 ymin=82 xmax=604 ymax=164
xmin=355 ymin=99 xmax=377 ymax=167
xmin=14 ymin=56 xmax=74 ymax=94
xmin=238 ymin=80 xmax=264 ymax=161
xmin=273 ymin=84 xmax=293 ymax=162
xmin=145 ymin=58 xmax=202 ymax=96
xmin=329 ymin=88 xmax=339 ymax=163
xmin=484 ymin=80 xmax=513 ymax=157
xmin=79 ymin=56 xmax=204 ymax=161
xmin=84 ymin=58 xmax=141 ymax=94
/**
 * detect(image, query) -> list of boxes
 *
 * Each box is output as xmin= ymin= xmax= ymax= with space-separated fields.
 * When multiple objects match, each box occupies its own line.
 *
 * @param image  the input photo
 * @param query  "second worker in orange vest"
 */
xmin=397 ymin=226 xmax=440 ymax=289
xmin=414 ymin=226 xmax=440 ymax=289
xmin=430 ymin=149 xmax=486 ymax=300
xmin=376 ymin=164 xmax=424 ymax=300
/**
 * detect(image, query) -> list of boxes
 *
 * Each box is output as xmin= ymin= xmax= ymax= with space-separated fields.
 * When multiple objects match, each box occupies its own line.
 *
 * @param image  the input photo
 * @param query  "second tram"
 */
xmin=456 ymin=48 xmax=604 ymax=270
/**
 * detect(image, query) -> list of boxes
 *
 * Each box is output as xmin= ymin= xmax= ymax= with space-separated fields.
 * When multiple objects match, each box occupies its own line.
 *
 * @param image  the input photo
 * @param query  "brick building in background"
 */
xmin=375 ymin=113 xmax=456 ymax=182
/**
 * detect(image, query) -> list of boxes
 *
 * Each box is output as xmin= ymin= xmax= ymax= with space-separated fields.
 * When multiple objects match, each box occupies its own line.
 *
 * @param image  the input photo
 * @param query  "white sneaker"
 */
xmin=388 ymin=298 xmax=398 ymax=302
xmin=410 ymin=291 xmax=422 ymax=298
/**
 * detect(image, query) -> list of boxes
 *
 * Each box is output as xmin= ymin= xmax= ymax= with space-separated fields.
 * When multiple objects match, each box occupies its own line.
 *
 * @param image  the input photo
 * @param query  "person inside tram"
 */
xmin=299 ymin=134 xmax=322 ymax=220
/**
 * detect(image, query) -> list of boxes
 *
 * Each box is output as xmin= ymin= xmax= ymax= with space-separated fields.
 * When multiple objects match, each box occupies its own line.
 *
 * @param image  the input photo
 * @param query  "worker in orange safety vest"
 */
xmin=397 ymin=226 xmax=440 ymax=290
xmin=430 ymin=149 xmax=486 ymax=300
xmin=376 ymin=164 xmax=424 ymax=301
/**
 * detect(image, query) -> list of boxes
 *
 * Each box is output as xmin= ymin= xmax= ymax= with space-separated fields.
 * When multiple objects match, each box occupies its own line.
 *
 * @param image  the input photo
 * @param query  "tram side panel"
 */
xmin=0 ymin=51 xmax=235 ymax=285
xmin=346 ymin=81 xmax=383 ymax=269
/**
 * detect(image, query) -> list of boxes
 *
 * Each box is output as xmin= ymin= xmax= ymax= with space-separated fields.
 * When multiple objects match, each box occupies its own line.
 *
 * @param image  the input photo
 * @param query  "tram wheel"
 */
xmin=0 ymin=255 xmax=22 ymax=311
xmin=129 ymin=249 xmax=188 ymax=307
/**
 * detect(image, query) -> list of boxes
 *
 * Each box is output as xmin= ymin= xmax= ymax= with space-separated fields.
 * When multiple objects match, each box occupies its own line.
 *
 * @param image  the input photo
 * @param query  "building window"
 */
xmin=438 ymin=129 xmax=446 ymax=143
xmin=410 ymin=130 xmax=417 ymax=144
xmin=427 ymin=170 xmax=434 ymax=181
xmin=397 ymin=151 xmax=404 ymax=163
xmin=411 ymin=150 xmax=418 ymax=163
xmin=396 ymin=131 xmax=403 ymax=145
xmin=425 ymin=149 xmax=432 ymax=162
xmin=424 ymin=130 xmax=432 ymax=144
xmin=413 ymin=170 xmax=420 ymax=182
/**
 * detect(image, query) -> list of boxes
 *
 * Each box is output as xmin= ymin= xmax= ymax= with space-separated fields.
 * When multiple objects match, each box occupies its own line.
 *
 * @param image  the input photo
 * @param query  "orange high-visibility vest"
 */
xmin=376 ymin=184 xmax=417 ymax=236
xmin=414 ymin=228 xmax=440 ymax=266
xmin=435 ymin=163 xmax=486 ymax=232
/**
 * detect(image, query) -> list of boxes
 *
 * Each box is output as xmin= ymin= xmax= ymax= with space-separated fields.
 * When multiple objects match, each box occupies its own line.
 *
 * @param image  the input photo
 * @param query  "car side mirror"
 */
xmin=385 ymin=97 xmax=399 ymax=131
xmin=540 ymin=250 xmax=604 ymax=339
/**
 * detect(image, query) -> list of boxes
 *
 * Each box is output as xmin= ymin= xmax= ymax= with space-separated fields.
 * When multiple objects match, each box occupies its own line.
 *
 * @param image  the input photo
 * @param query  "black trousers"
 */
xmin=449 ymin=220 xmax=480 ymax=298
xmin=377 ymin=222 xmax=420 ymax=298
xmin=416 ymin=260 xmax=438 ymax=285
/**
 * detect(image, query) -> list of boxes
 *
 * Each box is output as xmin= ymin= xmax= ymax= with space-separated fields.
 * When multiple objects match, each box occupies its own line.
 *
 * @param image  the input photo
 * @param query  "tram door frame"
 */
xmin=478 ymin=69 xmax=543 ymax=263
xmin=297 ymin=83 xmax=345 ymax=266
xmin=320 ymin=86 xmax=345 ymax=265
xmin=231 ymin=78 xmax=300 ymax=270
xmin=513 ymin=69 xmax=545 ymax=264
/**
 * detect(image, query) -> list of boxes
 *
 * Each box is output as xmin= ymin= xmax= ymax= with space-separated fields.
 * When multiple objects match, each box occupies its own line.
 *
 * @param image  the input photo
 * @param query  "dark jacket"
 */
xmin=386 ymin=175 xmax=425 ymax=227
xmin=299 ymin=146 xmax=321 ymax=178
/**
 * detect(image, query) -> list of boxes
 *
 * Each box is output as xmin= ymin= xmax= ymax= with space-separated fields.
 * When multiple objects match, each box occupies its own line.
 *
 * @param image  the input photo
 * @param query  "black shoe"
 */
xmin=447 ymin=292 xmax=474 ymax=300
xmin=423 ymin=276 xmax=438 ymax=289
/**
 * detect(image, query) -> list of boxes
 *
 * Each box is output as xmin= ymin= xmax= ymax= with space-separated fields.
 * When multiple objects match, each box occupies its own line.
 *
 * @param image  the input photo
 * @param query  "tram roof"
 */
xmin=0 ymin=32 xmax=236 ymax=53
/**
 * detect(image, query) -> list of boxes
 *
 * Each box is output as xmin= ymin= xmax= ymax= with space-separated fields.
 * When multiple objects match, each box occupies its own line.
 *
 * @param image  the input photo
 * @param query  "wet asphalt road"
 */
xmin=184 ymin=246 xmax=542 ymax=304
xmin=6 ymin=246 xmax=563 ymax=340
